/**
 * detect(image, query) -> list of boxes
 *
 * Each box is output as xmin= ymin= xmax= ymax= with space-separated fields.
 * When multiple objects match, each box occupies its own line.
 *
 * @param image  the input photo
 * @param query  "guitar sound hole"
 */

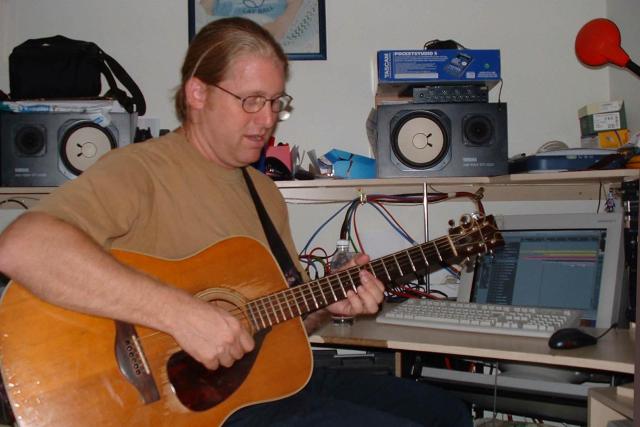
xmin=166 ymin=329 xmax=269 ymax=411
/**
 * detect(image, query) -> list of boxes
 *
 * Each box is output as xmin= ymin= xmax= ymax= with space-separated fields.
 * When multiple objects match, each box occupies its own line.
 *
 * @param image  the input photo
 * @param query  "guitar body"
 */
xmin=0 ymin=236 xmax=312 ymax=426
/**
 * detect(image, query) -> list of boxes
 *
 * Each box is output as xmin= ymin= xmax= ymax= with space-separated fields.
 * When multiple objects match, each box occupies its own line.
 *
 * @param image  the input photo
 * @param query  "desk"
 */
xmin=310 ymin=314 xmax=634 ymax=423
xmin=309 ymin=315 xmax=635 ymax=375
xmin=588 ymin=385 xmax=634 ymax=426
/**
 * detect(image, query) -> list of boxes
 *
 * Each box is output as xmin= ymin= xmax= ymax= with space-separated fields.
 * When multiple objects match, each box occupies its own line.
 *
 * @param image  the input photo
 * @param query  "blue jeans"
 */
xmin=225 ymin=367 xmax=472 ymax=426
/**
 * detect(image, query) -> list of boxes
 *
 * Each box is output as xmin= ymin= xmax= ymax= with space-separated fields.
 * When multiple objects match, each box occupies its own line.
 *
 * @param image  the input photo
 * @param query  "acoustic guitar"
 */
xmin=0 ymin=214 xmax=502 ymax=426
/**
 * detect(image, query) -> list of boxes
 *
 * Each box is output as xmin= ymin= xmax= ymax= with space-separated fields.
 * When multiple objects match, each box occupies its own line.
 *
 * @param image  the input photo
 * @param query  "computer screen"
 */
xmin=458 ymin=213 xmax=626 ymax=327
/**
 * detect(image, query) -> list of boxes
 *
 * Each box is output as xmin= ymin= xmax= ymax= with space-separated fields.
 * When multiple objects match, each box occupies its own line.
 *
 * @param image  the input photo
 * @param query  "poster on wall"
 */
xmin=188 ymin=0 xmax=327 ymax=60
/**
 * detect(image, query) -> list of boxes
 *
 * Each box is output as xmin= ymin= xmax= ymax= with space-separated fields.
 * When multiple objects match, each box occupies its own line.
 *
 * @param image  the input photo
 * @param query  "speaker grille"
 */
xmin=376 ymin=103 xmax=508 ymax=178
xmin=14 ymin=125 xmax=46 ymax=157
xmin=391 ymin=111 xmax=450 ymax=169
xmin=463 ymin=114 xmax=494 ymax=146
xmin=59 ymin=122 xmax=117 ymax=176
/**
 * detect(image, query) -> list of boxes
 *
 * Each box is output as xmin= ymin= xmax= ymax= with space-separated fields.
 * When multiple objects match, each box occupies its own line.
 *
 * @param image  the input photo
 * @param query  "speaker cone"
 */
xmin=59 ymin=122 xmax=116 ymax=176
xmin=391 ymin=111 xmax=449 ymax=169
xmin=15 ymin=125 xmax=46 ymax=157
xmin=463 ymin=114 xmax=494 ymax=146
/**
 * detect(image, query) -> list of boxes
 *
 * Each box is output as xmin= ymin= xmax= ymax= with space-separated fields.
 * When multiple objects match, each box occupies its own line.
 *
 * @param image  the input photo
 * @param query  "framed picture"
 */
xmin=188 ymin=0 xmax=327 ymax=60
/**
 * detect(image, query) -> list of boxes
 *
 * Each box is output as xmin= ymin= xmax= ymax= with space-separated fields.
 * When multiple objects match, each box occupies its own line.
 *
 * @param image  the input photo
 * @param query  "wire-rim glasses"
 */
xmin=211 ymin=83 xmax=293 ymax=114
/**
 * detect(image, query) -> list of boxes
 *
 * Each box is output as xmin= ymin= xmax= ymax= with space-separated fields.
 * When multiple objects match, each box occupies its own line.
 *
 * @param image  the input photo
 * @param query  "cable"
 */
xmin=491 ymin=360 xmax=499 ymax=419
xmin=0 ymin=198 xmax=30 ymax=209
xmin=299 ymin=200 xmax=352 ymax=255
xmin=368 ymin=203 xmax=416 ymax=244
xmin=595 ymin=322 xmax=618 ymax=340
xmin=496 ymin=78 xmax=504 ymax=105
xmin=596 ymin=182 xmax=604 ymax=213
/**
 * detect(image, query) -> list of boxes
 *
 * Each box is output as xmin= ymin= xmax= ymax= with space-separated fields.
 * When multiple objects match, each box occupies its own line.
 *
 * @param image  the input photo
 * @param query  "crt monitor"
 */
xmin=458 ymin=212 xmax=626 ymax=328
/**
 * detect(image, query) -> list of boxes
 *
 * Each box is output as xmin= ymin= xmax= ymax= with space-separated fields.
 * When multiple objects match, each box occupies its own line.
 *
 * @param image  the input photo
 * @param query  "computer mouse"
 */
xmin=548 ymin=328 xmax=598 ymax=350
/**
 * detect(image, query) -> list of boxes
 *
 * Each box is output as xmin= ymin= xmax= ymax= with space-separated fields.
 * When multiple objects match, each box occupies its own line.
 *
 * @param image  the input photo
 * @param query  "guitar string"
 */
xmin=136 ymin=225 xmax=496 ymax=342
xmin=265 ymin=242 xmax=460 ymax=319
xmin=229 ymin=228 xmax=496 ymax=329
xmin=246 ymin=234 xmax=456 ymax=318
xmin=231 ymin=231 xmax=488 ymax=325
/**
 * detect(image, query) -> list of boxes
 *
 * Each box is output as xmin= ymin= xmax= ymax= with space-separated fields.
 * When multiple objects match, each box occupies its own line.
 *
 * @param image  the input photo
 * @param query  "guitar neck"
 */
xmin=246 ymin=235 xmax=457 ymax=332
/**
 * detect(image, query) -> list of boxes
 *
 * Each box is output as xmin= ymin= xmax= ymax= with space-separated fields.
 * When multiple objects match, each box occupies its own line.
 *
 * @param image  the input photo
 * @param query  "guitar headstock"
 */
xmin=447 ymin=213 xmax=504 ymax=258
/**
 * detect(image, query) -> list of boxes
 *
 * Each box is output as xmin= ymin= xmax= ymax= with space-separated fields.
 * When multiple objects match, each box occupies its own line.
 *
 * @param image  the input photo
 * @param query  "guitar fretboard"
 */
xmin=246 ymin=234 xmax=461 ymax=332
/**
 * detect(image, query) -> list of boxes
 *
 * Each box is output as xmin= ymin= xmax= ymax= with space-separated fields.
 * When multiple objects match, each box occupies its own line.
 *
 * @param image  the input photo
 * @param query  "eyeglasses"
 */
xmin=211 ymin=84 xmax=293 ymax=114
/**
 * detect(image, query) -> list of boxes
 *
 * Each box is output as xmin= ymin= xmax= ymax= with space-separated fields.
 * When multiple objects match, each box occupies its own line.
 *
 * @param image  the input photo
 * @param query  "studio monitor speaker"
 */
xmin=375 ymin=103 xmax=508 ymax=178
xmin=1 ymin=111 xmax=136 ymax=186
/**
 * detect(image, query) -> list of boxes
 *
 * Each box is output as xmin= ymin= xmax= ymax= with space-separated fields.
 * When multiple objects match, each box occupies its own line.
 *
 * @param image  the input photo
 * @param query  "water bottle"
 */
xmin=329 ymin=239 xmax=356 ymax=325
xmin=330 ymin=239 xmax=354 ymax=270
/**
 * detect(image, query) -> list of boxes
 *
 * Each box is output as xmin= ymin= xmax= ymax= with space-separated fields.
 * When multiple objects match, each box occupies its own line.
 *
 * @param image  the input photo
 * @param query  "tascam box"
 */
xmin=377 ymin=49 xmax=501 ymax=87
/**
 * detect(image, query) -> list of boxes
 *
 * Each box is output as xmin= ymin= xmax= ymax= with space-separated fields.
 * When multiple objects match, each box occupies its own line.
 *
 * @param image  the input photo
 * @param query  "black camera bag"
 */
xmin=9 ymin=35 xmax=146 ymax=115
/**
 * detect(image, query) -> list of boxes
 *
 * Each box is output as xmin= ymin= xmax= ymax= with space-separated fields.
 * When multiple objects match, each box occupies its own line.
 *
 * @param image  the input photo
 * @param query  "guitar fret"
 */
xmin=433 ymin=240 xmax=443 ymax=262
xmin=446 ymin=235 xmax=458 ymax=257
xmin=265 ymin=298 xmax=276 ymax=326
xmin=381 ymin=259 xmax=391 ymax=281
xmin=275 ymin=294 xmax=286 ymax=321
xmin=368 ymin=262 xmax=378 ymax=279
xmin=247 ymin=304 xmax=259 ymax=330
xmin=392 ymin=254 xmax=403 ymax=276
xmin=280 ymin=294 xmax=290 ymax=320
xmin=418 ymin=245 xmax=430 ymax=269
xmin=371 ymin=260 xmax=386 ymax=282
xmin=307 ymin=282 xmax=319 ymax=309
xmin=406 ymin=249 xmax=417 ymax=272
xmin=255 ymin=299 xmax=267 ymax=329
xmin=302 ymin=284 xmax=313 ymax=312
xmin=327 ymin=277 xmax=338 ymax=301
xmin=271 ymin=295 xmax=285 ymax=323
xmin=278 ymin=293 xmax=289 ymax=320
xmin=335 ymin=275 xmax=348 ymax=297
xmin=346 ymin=270 xmax=358 ymax=291
xmin=291 ymin=288 xmax=302 ymax=315
xmin=318 ymin=284 xmax=329 ymax=305
xmin=284 ymin=290 xmax=295 ymax=318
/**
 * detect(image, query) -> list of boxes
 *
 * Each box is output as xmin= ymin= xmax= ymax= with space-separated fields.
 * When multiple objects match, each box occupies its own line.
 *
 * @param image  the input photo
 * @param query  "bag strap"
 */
xmin=97 ymin=48 xmax=147 ymax=115
xmin=242 ymin=168 xmax=303 ymax=288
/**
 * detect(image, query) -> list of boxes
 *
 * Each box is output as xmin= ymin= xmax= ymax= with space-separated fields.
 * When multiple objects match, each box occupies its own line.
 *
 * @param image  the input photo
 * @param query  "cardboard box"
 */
xmin=578 ymin=100 xmax=624 ymax=117
xmin=377 ymin=49 xmax=500 ymax=86
xmin=579 ymin=100 xmax=626 ymax=137
xmin=319 ymin=149 xmax=376 ymax=179
xmin=581 ymin=129 xmax=629 ymax=149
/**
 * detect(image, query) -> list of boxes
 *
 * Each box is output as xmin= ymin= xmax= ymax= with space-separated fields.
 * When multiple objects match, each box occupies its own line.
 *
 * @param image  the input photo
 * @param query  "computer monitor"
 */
xmin=458 ymin=212 xmax=626 ymax=328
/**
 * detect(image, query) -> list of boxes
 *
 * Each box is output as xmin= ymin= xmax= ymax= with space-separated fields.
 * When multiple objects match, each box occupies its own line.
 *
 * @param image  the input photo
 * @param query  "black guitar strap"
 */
xmin=242 ymin=168 xmax=303 ymax=288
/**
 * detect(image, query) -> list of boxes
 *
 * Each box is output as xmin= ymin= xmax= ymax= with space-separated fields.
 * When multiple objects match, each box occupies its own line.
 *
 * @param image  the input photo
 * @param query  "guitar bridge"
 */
xmin=114 ymin=321 xmax=160 ymax=404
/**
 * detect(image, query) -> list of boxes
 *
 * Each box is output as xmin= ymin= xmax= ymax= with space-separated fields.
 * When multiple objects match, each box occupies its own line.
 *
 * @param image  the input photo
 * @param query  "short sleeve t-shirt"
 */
xmin=32 ymin=131 xmax=300 ymax=264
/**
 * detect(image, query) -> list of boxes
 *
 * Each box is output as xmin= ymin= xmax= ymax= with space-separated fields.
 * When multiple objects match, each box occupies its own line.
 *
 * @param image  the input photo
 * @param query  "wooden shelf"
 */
xmin=589 ymin=385 xmax=634 ymax=426
xmin=2 ymin=169 xmax=638 ymax=203
xmin=0 ymin=187 xmax=57 ymax=195
xmin=276 ymin=169 xmax=640 ymax=201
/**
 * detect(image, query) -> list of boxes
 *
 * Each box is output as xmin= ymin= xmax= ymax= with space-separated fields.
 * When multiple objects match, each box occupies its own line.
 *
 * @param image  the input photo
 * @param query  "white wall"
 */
xmin=0 ymin=0 xmax=188 ymax=127
xmin=1 ymin=0 xmax=638 ymax=257
xmin=2 ymin=0 xmax=629 ymax=156
xmin=608 ymin=0 xmax=640 ymax=136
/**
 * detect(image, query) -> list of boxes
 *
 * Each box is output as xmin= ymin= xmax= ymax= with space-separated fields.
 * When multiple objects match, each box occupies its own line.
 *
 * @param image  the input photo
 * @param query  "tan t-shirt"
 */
xmin=32 ymin=131 xmax=301 ymax=267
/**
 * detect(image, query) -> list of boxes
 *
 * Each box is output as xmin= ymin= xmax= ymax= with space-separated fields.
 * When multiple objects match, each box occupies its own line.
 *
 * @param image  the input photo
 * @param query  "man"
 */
xmin=0 ymin=17 xmax=471 ymax=426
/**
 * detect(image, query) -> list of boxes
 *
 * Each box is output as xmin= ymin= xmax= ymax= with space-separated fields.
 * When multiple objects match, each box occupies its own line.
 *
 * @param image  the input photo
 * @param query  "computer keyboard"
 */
xmin=377 ymin=299 xmax=582 ymax=338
